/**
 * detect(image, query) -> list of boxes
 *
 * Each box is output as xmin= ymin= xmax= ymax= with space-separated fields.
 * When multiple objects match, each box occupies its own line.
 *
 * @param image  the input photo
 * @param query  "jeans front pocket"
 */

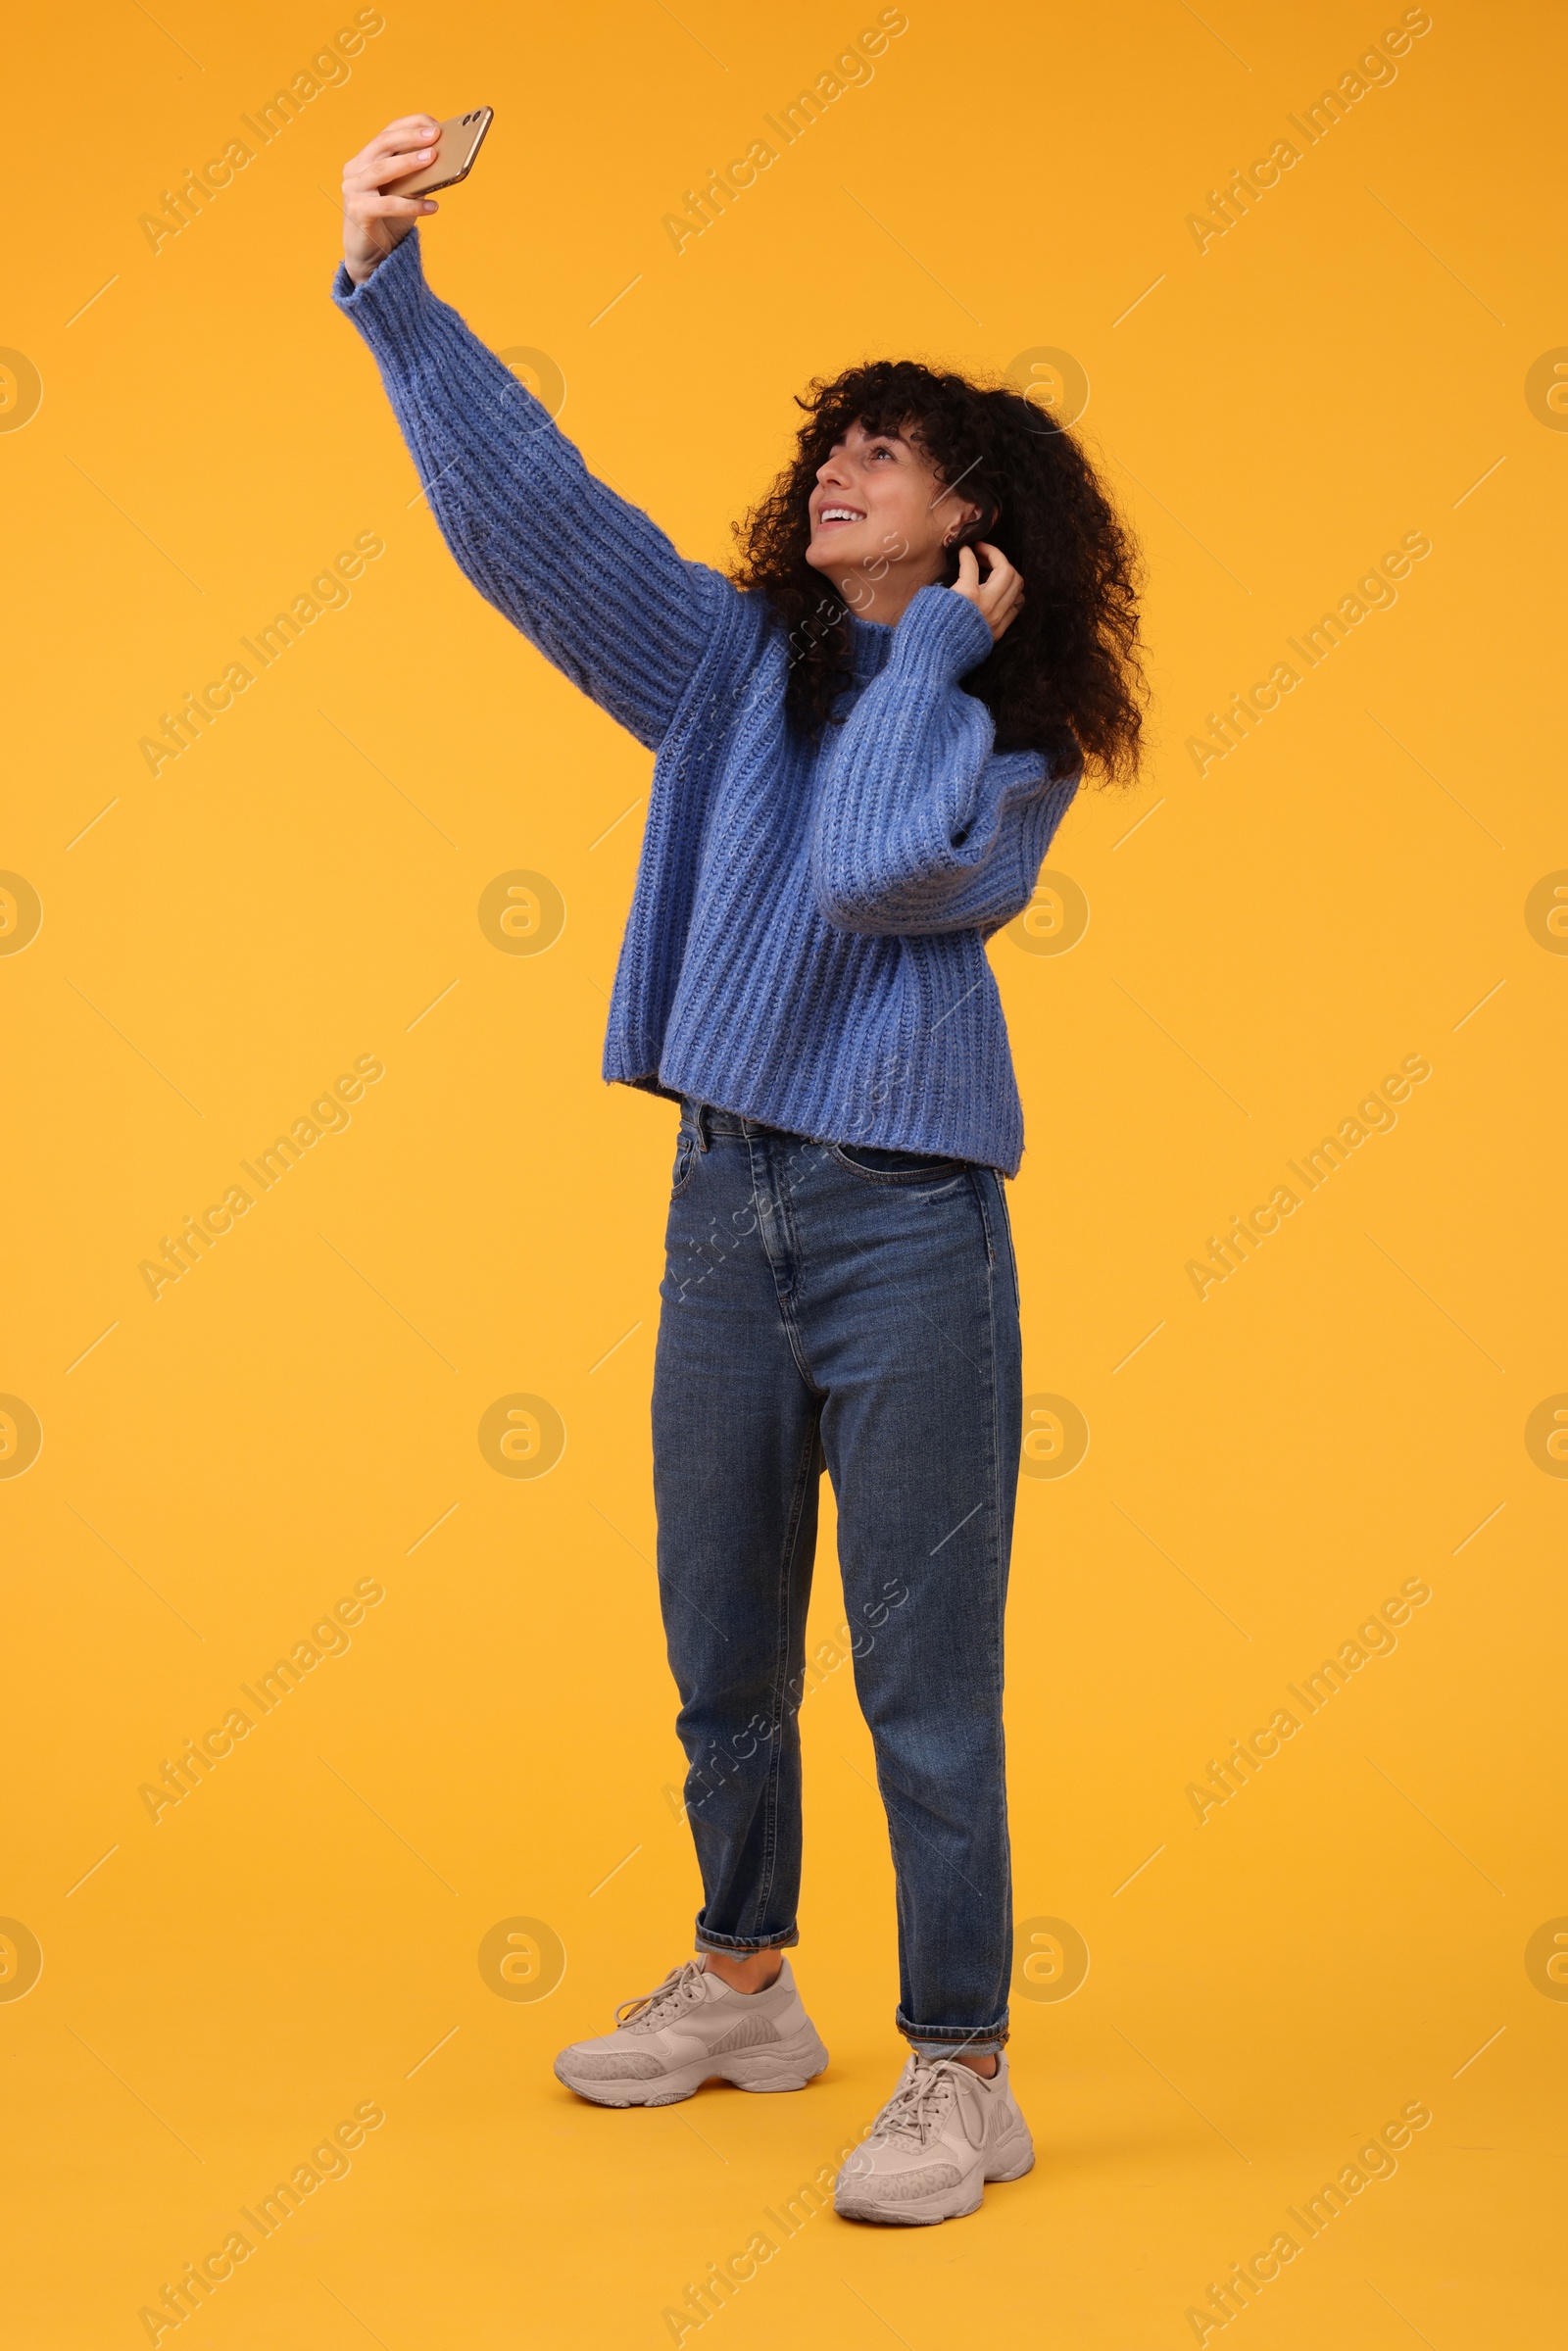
xmin=671 ymin=1130 xmax=698 ymax=1198
xmin=830 ymin=1141 xmax=967 ymax=1187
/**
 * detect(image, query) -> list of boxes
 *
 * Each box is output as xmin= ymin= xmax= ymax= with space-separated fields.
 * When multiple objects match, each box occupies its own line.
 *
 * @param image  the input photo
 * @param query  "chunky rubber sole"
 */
xmin=835 ymin=2126 xmax=1036 ymax=2226
xmin=555 ymin=2027 xmax=830 ymax=2109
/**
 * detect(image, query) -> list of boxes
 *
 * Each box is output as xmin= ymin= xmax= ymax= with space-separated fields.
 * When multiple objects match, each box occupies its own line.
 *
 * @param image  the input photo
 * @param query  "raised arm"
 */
xmin=333 ymin=119 xmax=728 ymax=750
xmin=809 ymin=584 xmax=1081 ymax=937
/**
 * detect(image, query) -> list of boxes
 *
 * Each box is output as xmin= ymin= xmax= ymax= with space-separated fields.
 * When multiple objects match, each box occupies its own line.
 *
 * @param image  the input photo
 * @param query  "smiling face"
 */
xmin=805 ymin=417 xmax=982 ymax=623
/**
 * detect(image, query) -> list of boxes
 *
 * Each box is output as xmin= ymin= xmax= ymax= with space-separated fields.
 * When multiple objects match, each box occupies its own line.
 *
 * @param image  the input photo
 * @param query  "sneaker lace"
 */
xmin=612 ymin=1959 xmax=708 ymax=2032
xmin=874 ymin=2056 xmax=987 ymax=2149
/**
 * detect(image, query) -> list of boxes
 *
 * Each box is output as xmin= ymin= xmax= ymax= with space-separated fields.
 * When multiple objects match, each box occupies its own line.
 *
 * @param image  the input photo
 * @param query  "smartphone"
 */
xmin=385 ymin=109 xmax=493 ymax=199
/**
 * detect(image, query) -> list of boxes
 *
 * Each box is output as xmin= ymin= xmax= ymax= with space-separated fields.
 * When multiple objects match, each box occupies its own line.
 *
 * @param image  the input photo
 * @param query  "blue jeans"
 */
xmin=652 ymin=1100 xmax=1022 ymax=2056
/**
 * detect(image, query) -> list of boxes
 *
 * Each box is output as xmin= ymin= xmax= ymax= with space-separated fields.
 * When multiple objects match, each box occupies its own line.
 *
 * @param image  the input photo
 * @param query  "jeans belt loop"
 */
xmin=695 ymin=1100 xmax=710 ymax=1151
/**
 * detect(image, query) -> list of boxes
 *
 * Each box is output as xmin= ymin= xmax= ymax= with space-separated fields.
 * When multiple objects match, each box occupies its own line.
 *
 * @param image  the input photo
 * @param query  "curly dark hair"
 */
xmin=728 ymin=359 xmax=1146 ymax=786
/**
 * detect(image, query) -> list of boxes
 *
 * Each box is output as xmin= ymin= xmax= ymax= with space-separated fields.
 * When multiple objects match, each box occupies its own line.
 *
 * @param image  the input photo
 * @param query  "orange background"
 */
xmin=2 ymin=1 xmax=1564 ymax=2343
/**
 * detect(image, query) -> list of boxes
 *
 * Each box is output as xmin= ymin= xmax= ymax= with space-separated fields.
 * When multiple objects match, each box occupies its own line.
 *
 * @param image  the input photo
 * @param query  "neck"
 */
xmin=826 ymin=555 xmax=946 ymax=632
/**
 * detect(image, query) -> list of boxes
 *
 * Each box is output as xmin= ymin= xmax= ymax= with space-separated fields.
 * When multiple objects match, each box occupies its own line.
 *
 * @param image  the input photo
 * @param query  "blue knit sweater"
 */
xmin=333 ymin=231 xmax=1079 ymax=1172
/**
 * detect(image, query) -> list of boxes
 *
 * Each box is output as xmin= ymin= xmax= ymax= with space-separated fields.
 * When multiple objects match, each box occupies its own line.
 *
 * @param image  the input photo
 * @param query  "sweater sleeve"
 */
xmin=332 ymin=231 xmax=729 ymax=750
xmin=808 ymin=584 xmax=1082 ymax=937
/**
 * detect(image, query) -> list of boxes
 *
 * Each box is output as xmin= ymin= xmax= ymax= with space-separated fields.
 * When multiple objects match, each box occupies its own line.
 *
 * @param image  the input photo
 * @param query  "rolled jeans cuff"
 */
xmin=900 ymin=2012 xmax=1010 ymax=2057
xmin=695 ymin=1922 xmax=800 ymax=1955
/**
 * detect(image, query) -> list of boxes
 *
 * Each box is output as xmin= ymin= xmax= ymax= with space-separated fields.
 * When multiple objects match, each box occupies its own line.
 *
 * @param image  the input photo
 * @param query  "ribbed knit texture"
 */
xmin=333 ymin=232 xmax=1080 ymax=1172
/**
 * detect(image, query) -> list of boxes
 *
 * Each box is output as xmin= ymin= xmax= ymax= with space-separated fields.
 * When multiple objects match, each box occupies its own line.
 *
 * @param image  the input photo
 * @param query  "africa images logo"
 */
xmin=138 ymin=1055 xmax=384 ymax=1299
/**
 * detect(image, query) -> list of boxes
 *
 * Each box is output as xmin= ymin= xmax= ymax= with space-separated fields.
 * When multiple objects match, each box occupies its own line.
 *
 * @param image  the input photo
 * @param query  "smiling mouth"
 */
xmin=816 ymin=506 xmax=866 ymax=528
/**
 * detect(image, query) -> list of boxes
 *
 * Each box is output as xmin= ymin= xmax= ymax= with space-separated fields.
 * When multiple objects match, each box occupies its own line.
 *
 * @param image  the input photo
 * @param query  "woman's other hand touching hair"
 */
xmin=949 ymin=542 xmax=1025 ymax=645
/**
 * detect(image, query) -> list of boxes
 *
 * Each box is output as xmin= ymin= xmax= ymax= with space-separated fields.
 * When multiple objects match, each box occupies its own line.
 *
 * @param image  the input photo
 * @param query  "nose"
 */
xmin=816 ymin=449 xmax=850 ymax=489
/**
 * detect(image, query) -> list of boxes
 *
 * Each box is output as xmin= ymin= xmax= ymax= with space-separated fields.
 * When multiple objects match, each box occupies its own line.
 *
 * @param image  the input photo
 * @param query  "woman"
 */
xmin=337 ymin=115 xmax=1143 ymax=2228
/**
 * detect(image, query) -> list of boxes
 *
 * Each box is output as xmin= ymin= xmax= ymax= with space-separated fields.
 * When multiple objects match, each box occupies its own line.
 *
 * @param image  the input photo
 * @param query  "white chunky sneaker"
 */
xmin=553 ymin=1956 xmax=829 ymax=2107
xmin=834 ymin=2050 xmax=1034 ymax=2224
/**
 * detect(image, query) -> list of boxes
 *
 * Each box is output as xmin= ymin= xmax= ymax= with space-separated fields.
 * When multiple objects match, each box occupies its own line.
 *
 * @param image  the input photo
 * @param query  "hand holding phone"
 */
xmin=340 ymin=111 xmax=493 ymax=287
